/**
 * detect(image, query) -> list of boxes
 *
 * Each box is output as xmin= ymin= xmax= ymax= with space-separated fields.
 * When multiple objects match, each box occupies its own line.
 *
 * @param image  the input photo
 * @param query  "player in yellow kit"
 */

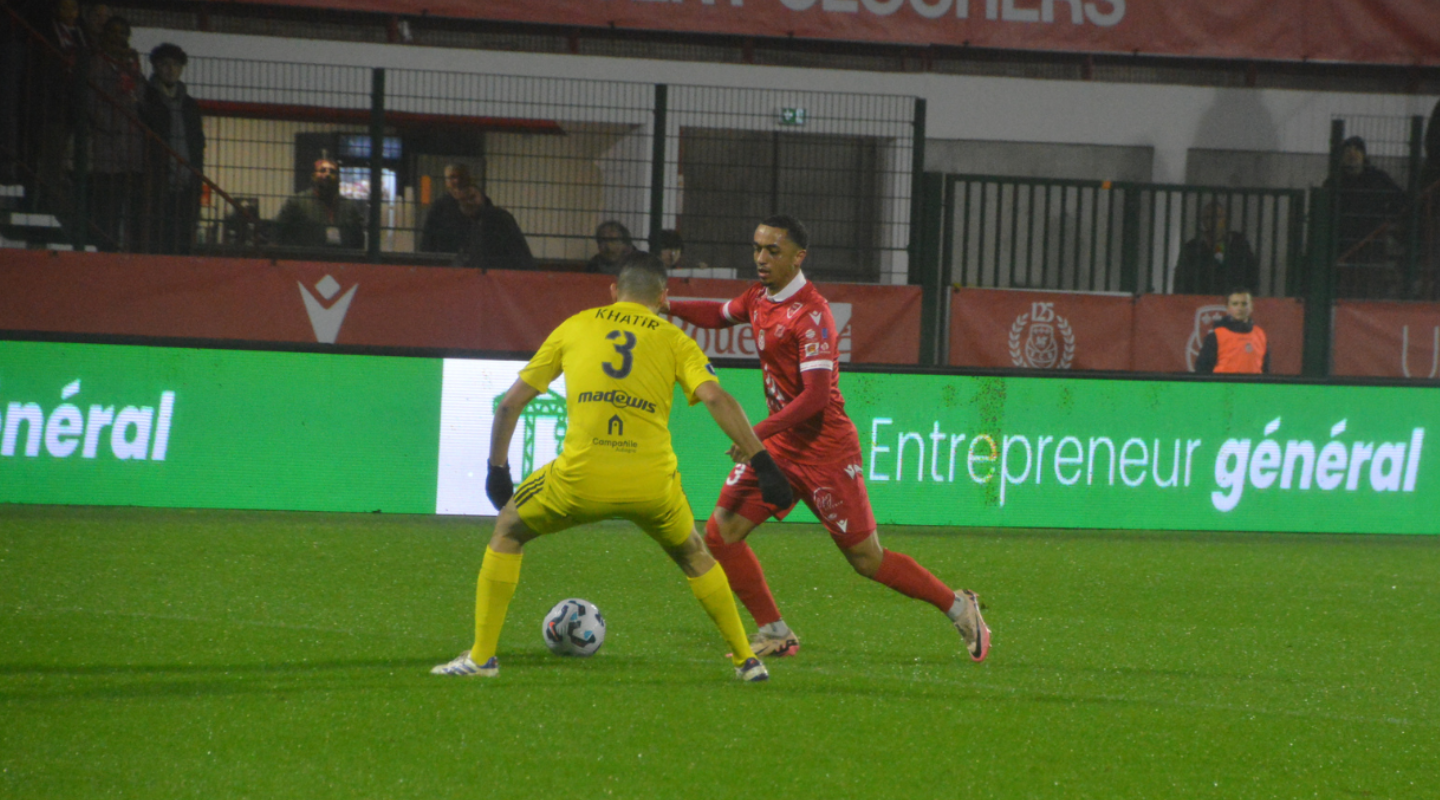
xmin=432 ymin=253 xmax=794 ymax=681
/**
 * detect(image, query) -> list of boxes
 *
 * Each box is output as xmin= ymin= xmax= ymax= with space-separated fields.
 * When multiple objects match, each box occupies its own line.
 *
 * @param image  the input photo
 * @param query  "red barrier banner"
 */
xmin=222 ymin=0 xmax=1440 ymax=66
xmin=949 ymin=288 xmax=1134 ymax=370
xmin=0 ymin=251 xmax=920 ymax=363
xmin=949 ymin=288 xmax=1303 ymax=373
xmin=1333 ymin=300 xmax=1440 ymax=379
xmin=1132 ymin=294 xmax=1304 ymax=376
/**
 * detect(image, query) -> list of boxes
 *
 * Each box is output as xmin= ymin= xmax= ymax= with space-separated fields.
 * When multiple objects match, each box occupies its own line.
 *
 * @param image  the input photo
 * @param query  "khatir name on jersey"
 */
xmin=575 ymin=389 xmax=658 ymax=414
xmin=594 ymin=308 xmax=661 ymax=329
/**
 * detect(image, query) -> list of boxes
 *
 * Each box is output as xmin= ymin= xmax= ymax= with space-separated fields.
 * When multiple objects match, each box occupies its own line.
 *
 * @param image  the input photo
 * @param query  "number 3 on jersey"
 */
xmin=603 ymin=330 xmax=636 ymax=378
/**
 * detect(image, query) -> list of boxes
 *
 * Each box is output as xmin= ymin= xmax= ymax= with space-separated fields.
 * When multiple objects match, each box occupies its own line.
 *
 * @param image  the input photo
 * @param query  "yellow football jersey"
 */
xmin=519 ymin=301 xmax=718 ymax=502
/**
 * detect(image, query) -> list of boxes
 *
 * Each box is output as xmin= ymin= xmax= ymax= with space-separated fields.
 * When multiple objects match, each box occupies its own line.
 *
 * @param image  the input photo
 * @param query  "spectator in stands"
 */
xmin=276 ymin=157 xmax=364 ymax=249
xmin=1194 ymin=288 xmax=1269 ymax=375
xmin=419 ymin=162 xmax=475 ymax=253
xmin=452 ymin=184 xmax=534 ymax=271
xmin=24 ymin=0 xmax=87 ymax=213
xmin=79 ymin=2 xmax=108 ymax=44
xmin=1324 ymin=135 xmax=1406 ymax=262
xmin=87 ymin=14 xmax=144 ymax=250
xmin=1173 ymin=201 xmax=1258 ymax=295
xmin=654 ymin=228 xmax=712 ymax=273
xmin=585 ymin=220 xmax=637 ymax=274
xmin=139 ymin=42 xmax=204 ymax=254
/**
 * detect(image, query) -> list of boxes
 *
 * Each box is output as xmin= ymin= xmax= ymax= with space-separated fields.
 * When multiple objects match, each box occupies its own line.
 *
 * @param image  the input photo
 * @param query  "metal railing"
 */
xmin=6 ymin=47 xmax=922 ymax=281
xmin=939 ymin=174 xmax=1305 ymax=297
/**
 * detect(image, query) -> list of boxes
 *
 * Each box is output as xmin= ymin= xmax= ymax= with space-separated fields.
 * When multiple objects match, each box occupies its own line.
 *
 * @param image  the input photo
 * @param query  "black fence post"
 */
xmin=1405 ymin=114 xmax=1424 ymax=296
xmin=1303 ymin=186 xmax=1335 ymax=378
xmin=911 ymin=172 xmax=944 ymax=366
xmin=1119 ymin=186 xmax=1142 ymax=293
xmin=368 ymin=67 xmax=385 ymax=263
xmin=908 ymin=98 xmax=932 ymax=363
xmin=71 ymin=47 xmax=90 ymax=251
xmin=648 ymin=83 xmax=668 ymax=251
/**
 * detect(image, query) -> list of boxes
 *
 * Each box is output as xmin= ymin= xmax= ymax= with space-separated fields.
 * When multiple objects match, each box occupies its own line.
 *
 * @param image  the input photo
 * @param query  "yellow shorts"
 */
xmin=512 ymin=463 xmax=696 ymax=548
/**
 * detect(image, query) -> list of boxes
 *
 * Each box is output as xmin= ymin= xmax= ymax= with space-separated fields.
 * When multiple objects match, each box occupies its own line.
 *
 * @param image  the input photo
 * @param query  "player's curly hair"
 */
xmin=617 ymin=251 xmax=667 ymax=304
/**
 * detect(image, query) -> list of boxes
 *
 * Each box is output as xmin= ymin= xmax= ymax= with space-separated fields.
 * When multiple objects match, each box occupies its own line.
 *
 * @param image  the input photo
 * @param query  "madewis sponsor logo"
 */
xmin=1 ymin=379 xmax=176 ymax=462
xmin=299 ymin=275 xmax=357 ymax=344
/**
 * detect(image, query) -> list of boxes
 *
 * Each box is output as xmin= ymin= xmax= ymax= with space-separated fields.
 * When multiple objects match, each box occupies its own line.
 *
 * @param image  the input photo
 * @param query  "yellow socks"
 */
xmin=471 ymin=546 xmax=523 ymax=664
xmin=688 ymin=563 xmax=755 ymax=666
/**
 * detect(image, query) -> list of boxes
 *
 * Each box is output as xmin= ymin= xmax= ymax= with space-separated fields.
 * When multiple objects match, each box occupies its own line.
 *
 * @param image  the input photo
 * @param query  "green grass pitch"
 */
xmin=3 ymin=504 xmax=1439 ymax=799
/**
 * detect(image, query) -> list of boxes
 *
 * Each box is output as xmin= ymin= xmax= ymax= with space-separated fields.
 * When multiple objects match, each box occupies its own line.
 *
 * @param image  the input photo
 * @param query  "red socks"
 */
xmin=873 ymin=549 xmax=955 ymax=612
xmin=704 ymin=518 xmax=783 ymax=627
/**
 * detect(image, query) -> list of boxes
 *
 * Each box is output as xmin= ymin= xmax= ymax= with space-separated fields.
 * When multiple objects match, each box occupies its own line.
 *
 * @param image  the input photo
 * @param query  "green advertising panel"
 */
xmin=669 ymin=369 xmax=1437 ymax=535
xmin=0 ymin=340 xmax=441 ymax=512
xmin=4 ymin=340 xmax=1434 ymax=535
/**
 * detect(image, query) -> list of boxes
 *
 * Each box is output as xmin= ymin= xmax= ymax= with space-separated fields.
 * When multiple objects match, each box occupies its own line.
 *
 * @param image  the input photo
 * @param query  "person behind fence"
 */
xmin=1194 ymin=288 xmax=1269 ymax=375
xmin=19 ymin=0 xmax=87 ymax=212
xmin=654 ymin=228 xmax=711 ymax=273
xmin=452 ymin=184 xmax=534 ymax=271
xmin=86 ymin=14 xmax=144 ymax=250
xmin=276 ymin=157 xmax=364 ymax=249
xmin=585 ymin=220 xmax=637 ymax=274
xmin=1323 ymin=135 xmax=1406 ymax=262
xmin=1173 ymin=200 xmax=1258 ymax=296
xmin=139 ymin=42 xmax=204 ymax=254
xmin=419 ymin=162 xmax=474 ymax=253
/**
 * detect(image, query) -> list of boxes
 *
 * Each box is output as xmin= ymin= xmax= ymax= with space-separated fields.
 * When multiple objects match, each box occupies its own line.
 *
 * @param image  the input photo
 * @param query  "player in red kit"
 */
xmin=665 ymin=215 xmax=990 ymax=663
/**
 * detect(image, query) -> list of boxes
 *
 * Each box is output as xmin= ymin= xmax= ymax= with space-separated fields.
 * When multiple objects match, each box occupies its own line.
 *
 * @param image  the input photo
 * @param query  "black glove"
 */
xmin=486 ymin=462 xmax=515 ymax=509
xmin=749 ymin=450 xmax=794 ymax=509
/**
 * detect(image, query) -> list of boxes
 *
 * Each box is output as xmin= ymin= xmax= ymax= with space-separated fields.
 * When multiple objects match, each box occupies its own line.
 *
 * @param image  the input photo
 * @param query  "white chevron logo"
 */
xmin=298 ymin=275 xmax=357 ymax=344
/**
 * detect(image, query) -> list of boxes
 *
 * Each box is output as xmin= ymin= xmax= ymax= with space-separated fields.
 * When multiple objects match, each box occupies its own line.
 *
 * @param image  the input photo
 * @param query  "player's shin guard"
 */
xmin=688 ymin=563 xmax=754 ymax=667
xmin=704 ymin=517 xmax=783 ymax=627
xmin=873 ymin=549 xmax=956 ymax=613
xmin=472 ymin=546 xmax=523 ymax=663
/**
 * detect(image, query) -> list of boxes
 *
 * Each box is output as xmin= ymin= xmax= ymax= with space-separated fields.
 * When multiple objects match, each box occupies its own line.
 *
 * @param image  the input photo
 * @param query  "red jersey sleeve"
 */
xmin=793 ymin=303 xmax=839 ymax=374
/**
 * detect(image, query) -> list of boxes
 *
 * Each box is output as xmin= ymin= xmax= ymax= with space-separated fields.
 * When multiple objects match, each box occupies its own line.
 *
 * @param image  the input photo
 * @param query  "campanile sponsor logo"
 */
xmin=299 ymin=275 xmax=358 ymax=344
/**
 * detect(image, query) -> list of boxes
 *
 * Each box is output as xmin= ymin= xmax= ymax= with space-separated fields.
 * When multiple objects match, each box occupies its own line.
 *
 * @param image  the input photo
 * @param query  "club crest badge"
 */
xmin=1185 ymin=304 xmax=1229 ymax=371
xmin=1009 ymin=302 xmax=1075 ymax=369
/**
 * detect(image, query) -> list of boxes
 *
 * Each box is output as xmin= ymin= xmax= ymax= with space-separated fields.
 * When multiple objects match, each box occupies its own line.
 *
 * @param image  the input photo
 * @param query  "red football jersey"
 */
xmin=721 ymin=276 xmax=861 ymax=465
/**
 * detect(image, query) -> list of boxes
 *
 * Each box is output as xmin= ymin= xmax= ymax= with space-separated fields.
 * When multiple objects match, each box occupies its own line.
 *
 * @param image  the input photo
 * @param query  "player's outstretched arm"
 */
xmin=665 ymin=299 xmax=734 ymax=329
xmin=487 ymin=378 xmax=542 ymax=507
xmin=694 ymin=381 xmax=794 ymax=508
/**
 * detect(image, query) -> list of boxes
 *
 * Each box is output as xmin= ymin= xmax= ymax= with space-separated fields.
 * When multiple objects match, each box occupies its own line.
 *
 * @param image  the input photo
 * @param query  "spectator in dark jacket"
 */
xmin=585 ymin=220 xmax=637 ymax=275
xmin=139 ymin=42 xmax=204 ymax=254
xmin=452 ymin=185 xmax=534 ymax=271
xmin=1324 ymin=136 xmax=1407 ymax=261
xmin=1173 ymin=201 xmax=1259 ymax=295
xmin=419 ymin=162 xmax=475 ymax=253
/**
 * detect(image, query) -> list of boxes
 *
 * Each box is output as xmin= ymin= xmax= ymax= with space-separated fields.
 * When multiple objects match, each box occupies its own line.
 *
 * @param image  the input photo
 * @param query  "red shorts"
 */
xmin=717 ymin=452 xmax=877 ymax=549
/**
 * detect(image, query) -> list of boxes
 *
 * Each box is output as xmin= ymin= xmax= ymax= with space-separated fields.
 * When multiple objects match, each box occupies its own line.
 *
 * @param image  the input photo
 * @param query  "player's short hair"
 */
xmin=616 ymin=251 xmax=667 ymax=303
xmin=149 ymin=43 xmax=186 ymax=66
xmin=1226 ymin=286 xmax=1254 ymax=298
xmin=760 ymin=214 xmax=808 ymax=250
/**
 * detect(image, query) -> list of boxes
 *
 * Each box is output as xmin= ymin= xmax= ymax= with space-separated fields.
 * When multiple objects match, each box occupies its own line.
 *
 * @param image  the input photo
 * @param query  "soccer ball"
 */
xmin=542 ymin=598 xmax=606 ymax=657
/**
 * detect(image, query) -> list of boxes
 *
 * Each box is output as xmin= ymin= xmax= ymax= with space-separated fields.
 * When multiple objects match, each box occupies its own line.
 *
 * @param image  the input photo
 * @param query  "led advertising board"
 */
xmin=4 ymin=340 xmax=1434 ymax=534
